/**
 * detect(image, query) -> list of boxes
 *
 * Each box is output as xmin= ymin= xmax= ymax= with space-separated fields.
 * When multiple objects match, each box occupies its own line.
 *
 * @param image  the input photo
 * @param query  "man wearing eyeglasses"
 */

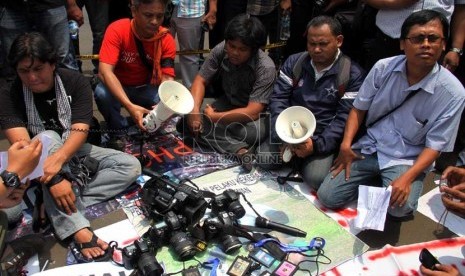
xmin=317 ymin=10 xmax=465 ymax=221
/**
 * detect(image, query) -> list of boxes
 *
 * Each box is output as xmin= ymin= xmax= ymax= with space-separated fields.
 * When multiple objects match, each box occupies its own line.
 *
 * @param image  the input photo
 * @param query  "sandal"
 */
xmin=71 ymin=229 xmax=112 ymax=263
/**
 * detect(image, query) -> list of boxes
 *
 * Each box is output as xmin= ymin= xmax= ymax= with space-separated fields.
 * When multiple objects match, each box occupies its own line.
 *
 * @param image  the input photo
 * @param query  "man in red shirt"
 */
xmin=95 ymin=0 xmax=176 ymax=148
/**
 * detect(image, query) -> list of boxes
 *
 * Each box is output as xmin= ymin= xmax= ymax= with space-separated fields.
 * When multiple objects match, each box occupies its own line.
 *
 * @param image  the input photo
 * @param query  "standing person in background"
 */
xmin=247 ymin=0 xmax=281 ymax=66
xmin=0 ymin=0 xmax=80 ymax=80
xmin=169 ymin=0 xmax=217 ymax=89
xmin=208 ymin=0 xmax=247 ymax=49
xmin=363 ymin=0 xmax=465 ymax=71
xmin=74 ymin=0 xmax=110 ymax=75
xmin=95 ymin=0 xmax=175 ymax=149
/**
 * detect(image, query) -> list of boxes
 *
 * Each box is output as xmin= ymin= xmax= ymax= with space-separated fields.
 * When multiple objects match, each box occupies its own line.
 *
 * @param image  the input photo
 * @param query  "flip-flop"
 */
xmin=71 ymin=229 xmax=112 ymax=263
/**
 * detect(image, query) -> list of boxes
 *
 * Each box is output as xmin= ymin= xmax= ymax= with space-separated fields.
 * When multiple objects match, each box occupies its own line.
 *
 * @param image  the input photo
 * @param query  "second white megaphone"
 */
xmin=275 ymin=106 xmax=316 ymax=144
xmin=143 ymin=80 xmax=194 ymax=133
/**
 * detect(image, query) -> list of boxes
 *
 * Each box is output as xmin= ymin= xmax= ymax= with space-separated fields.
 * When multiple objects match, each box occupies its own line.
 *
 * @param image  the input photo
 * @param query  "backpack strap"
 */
xmin=336 ymin=54 xmax=351 ymax=98
xmin=292 ymin=52 xmax=309 ymax=87
xmin=292 ymin=52 xmax=351 ymax=99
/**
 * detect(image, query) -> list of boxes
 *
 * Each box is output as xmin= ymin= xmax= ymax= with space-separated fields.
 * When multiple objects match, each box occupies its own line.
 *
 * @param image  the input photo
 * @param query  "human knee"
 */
xmin=317 ymin=183 xmax=347 ymax=209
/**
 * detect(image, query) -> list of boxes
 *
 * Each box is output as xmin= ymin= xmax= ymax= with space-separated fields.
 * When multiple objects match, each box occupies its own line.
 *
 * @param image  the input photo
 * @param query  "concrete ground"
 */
xmin=2 ymin=10 xmax=457 ymax=271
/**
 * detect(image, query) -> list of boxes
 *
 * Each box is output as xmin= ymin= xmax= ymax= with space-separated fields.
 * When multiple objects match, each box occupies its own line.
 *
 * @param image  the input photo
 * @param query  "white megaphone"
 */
xmin=143 ymin=80 xmax=194 ymax=133
xmin=275 ymin=106 xmax=316 ymax=144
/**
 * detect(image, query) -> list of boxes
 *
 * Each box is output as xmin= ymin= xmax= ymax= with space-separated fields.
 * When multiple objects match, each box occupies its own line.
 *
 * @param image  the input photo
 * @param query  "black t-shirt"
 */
xmin=0 ymin=68 xmax=93 ymax=134
xmin=1 ymin=0 xmax=65 ymax=12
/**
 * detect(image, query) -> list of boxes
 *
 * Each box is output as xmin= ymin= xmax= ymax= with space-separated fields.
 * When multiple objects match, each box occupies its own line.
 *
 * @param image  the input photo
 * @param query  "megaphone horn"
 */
xmin=143 ymin=80 xmax=195 ymax=133
xmin=275 ymin=106 xmax=316 ymax=144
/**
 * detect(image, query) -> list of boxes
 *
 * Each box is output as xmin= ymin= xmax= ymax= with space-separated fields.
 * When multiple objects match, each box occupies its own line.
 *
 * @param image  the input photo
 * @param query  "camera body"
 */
xmin=211 ymin=190 xmax=245 ymax=219
xmin=141 ymin=177 xmax=208 ymax=226
xmin=203 ymin=211 xmax=242 ymax=254
xmin=144 ymin=211 xmax=198 ymax=261
xmin=122 ymin=239 xmax=164 ymax=276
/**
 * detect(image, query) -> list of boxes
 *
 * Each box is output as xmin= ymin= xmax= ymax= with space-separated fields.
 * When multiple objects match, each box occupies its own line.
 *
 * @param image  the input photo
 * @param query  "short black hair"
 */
xmin=8 ymin=32 xmax=57 ymax=69
xmin=401 ymin=9 xmax=449 ymax=41
xmin=306 ymin=15 xmax=342 ymax=37
xmin=224 ymin=14 xmax=267 ymax=53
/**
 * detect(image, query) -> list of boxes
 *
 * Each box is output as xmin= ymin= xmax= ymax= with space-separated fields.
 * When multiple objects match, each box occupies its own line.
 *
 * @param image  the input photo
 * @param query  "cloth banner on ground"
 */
xmin=119 ymin=166 xmax=369 ymax=275
xmin=324 ymin=236 xmax=465 ymax=275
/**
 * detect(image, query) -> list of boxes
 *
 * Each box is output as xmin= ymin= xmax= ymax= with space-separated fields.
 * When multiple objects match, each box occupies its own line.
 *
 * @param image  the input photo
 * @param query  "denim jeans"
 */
xmin=76 ymin=0 xmax=109 ymax=73
xmin=36 ymin=130 xmax=140 ymax=239
xmin=317 ymin=152 xmax=425 ymax=218
xmin=256 ymin=140 xmax=335 ymax=190
xmin=94 ymin=82 xmax=160 ymax=132
xmin=0 ymin=6 xmax=79 ymax=77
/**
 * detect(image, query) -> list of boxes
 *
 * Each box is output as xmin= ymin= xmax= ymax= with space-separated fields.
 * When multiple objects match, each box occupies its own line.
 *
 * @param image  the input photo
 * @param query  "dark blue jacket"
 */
xmin=270 ymin=52 xmax=365 ymax=154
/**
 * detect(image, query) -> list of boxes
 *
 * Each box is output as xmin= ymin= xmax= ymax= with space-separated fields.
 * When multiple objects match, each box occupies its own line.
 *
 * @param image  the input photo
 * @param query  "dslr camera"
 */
xmin=141 ymin=176 xmax=208 ymax=226
xmin=202 ymin=190 xmax=246 ymax=254
xmin=122 ymin=238 xmax=164 ymax=276
xmin=144 ymin=211 xmax=198 ymax=261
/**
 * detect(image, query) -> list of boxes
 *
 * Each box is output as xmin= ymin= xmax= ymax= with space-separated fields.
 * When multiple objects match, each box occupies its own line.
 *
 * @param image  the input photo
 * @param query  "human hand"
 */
xmin=441 ymin=166 xmax=465 ymax=187
xmin=280 ymin=0 xmax=291 ymax=11
xmin=330 ymin=146 xmax=364 ymax=180
xmin=292 ymin=138 xmax=314 ymax=158
xmin=0 ymin=181 xmax=30 ymax=208
xmin=128 ymin=104 xmax=151 ymax=131
xmin=442 ymin=51 xmax=460 ymax=72
xmin=202 ymin=11 xmax=217 ymax=30
xmin=48 ymin=180 xmax=77 ymax=215
xmin=389 ymin=176 xmax=411 ymax=207
xmin=420 ymin=263 xmax=460 ymax=276
xmin=187 ymin=112 xmax=203 ymax=137
xmin=67 ymin=2 xmax=84 ymax=26
xmin=440 ymin=183 xmax=465 ymax=218
xmin=203 ymin=104 xmax=218 ymax=122
xmin=40 ymin=153 xmax=66 ymax=184
xmin=7 ymin=139 xmax=42 ymax=180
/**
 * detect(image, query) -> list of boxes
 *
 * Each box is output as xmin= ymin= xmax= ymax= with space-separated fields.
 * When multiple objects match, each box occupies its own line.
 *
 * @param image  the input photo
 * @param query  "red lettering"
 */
xmin=147 ymin=147 xmax=175 ymax=163
xmin=173 ymin=140 xmax=193 ymax=156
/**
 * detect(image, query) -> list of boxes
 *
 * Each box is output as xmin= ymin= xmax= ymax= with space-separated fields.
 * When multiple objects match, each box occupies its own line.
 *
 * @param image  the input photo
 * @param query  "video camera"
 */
xmin=144 ymin=211 xmax=198 ymax=261
xmin=122 ymin=238 xmax=164 ymax=276
xmin=141 ymin=170 xmax=208 ymax=226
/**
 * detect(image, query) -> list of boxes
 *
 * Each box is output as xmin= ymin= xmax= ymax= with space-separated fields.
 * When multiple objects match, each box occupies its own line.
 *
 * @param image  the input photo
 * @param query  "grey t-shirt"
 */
xmin=199 ymin=41 xmax=276 ymax=108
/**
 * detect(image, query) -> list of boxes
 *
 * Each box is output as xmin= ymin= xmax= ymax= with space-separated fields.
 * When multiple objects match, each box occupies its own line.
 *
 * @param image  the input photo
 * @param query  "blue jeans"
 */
xmin=94 ymin=82 xmax=160 ymax=132
xmin=36 ymin=130 xmax=140 ymax=239
xmin=0 ymin=6 xmax=79 ymax=77
xmin=256 ymin=140 xmax=335 ymax=191
xmin=317 ymin=152 xmax=425 ymax=218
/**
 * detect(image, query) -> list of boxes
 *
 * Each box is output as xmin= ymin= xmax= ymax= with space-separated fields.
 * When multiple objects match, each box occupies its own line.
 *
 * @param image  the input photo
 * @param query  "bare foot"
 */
xmin=73 ymin=228 xmax=108 ymax=260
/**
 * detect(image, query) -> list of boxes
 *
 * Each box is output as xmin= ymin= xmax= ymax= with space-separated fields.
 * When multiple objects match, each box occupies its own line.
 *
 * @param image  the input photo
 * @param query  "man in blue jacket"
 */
xmin=256 ymin=15 xmax=365 ymax=191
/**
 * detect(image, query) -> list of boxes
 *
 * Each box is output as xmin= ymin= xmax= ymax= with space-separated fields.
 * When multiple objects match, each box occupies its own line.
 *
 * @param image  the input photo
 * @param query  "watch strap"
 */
xmin=450 ymin=47 xmax=463 ymax=56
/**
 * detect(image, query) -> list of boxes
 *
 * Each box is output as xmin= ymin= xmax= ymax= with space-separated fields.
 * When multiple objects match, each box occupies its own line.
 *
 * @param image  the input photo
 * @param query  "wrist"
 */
xmin=450 ymin=47 xmax=463 ymax=56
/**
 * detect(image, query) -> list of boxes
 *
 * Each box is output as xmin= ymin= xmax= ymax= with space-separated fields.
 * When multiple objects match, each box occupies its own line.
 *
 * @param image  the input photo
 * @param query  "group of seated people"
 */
xmin=0 ymin=0 xmax=464 ymax=275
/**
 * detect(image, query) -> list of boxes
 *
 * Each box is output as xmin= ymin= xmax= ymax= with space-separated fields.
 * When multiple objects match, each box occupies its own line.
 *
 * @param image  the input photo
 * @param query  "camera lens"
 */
xmin=219 ymin=234 xmax=242 ymax=254
xmin=137 ymin=253 xmax=164 ymax=276
xmin=170 ymin=232 xmax=197 ymax=260
xmin=228 ymin=201 xmax=246 ymax=218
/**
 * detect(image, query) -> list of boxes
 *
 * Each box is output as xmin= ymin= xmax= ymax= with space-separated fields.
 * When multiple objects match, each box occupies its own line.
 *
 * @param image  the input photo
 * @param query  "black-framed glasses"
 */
xmin=405 ymin=35 xmax=444 ymax=44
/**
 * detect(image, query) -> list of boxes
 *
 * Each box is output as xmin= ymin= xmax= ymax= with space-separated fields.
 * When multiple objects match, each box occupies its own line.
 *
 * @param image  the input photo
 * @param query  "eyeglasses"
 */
xmin=405 ymin=35 xmax=444 ymax=44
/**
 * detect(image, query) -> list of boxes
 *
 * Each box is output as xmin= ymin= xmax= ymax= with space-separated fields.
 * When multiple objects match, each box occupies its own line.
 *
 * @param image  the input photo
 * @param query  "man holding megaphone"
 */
xmin=256 ymin=16 xmax=365 ymax=190
xmin=179 ymin=14 xmax=276 ymax=172
xmin=95 ymin=0 xmax=176 ymax=150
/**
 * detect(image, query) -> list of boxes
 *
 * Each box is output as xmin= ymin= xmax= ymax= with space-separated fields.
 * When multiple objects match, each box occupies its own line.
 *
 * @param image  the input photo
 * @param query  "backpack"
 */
xmin=292 ymin=52 xmax=352 ymax=98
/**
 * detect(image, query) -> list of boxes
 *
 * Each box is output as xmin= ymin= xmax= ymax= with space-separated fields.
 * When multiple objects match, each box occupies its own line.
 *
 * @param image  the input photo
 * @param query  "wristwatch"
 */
xmin=450 ymin=47 xmax=463 ymax=56
xmin=0 ymin=170 xmax=21 ymax=189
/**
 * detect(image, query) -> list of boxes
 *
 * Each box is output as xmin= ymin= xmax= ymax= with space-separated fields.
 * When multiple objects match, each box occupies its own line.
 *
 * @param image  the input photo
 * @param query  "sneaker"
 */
xmin=1 ymin=234 xmax=45 ymax=275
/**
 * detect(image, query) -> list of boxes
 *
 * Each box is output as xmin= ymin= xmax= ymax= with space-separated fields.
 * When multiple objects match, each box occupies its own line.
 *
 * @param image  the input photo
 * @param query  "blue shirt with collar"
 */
xmin=353 ymin=55 xmax=465 ymax=169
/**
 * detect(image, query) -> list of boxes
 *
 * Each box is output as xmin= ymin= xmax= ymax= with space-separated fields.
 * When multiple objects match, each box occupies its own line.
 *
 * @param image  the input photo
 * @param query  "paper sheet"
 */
xmin=355 ymin=185 xmax=392 ymax=231
xmin=0 ymin=137 xmax=51 ymax=181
